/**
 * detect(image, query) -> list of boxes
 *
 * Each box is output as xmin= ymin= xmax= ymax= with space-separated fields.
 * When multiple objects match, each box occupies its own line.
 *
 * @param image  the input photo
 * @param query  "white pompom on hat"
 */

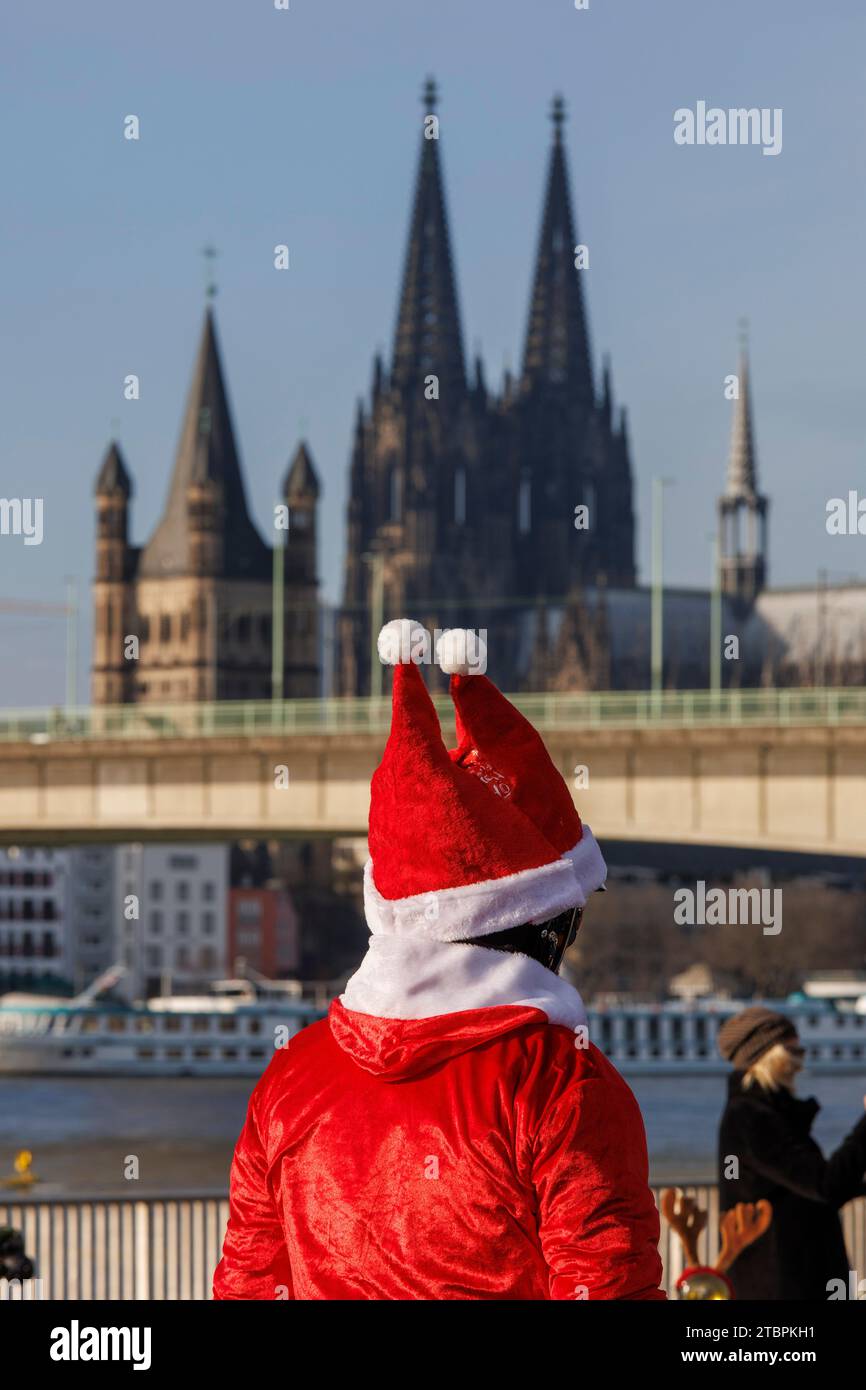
xmin=377 ymin=618 xmax=430 ymax=667
xmin=435 ymin=628 xmax=488 ymax=676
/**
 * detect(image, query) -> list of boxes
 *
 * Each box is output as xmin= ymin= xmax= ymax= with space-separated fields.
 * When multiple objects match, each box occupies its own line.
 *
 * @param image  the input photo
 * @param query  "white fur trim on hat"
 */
xmin=341 ymin=935 xmax=588 ymax=1030
xmin=377 ymin=618 xmax=429 ymax=666
xmin=563 ymin=826 xmax=607 ymax=901
xmin=364 ymin=853 xmax=582 ymax=941
xmin=435 ymin=628 xmax=488 ymax=676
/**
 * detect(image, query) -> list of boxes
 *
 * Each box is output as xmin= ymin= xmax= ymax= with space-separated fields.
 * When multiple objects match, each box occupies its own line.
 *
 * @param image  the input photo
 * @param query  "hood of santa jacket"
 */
xmin=329 ymin=998 xmax=547 ymax=1080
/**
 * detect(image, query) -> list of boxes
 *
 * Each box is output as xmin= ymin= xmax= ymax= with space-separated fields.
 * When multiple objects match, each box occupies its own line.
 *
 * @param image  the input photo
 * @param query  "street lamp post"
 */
xmin=64 ymin=578 xmax=78 ymax=713
xmin=710 ymin=528 xmax=722 ymax=703
xmin=650 ymin=478 xmax=675 ymax=706
xmin=271 ymin=525 xmax=286 ymax=703
xmin=363 ymin=550 xmax=385 ymax=699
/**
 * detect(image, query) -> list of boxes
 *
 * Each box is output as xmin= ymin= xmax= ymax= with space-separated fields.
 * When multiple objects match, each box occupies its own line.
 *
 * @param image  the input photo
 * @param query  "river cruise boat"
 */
xmin=1 ymin=975 xmax=865 ymax=1077
xmin=0 ymin=971 xmax=327 ymax=1077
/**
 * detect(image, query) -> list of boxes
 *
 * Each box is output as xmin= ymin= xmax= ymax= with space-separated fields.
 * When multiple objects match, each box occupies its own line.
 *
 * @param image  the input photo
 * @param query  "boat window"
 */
xmin=219 ymin=1017 xmax=237 ymax=1033
xmin=163 ymin=1016 xmax=182 ymax=1032
xmin=192 ymin=1016 xmax=211 ymax=1033
xmin=107 ymin=1016 xmax=127 ymax=1032
xmin=247 ymin=1018 xmax=261 ymax=1035
xmin=135 ymin=1017 xmax=154 ymax=1033
xmin=81 ymin=1015 xmax=101 ymax=1034
xmin=193 ymin=1047 xmax=211 ymax=1059
xmin=222 ymin=1047 xmax=238 ymax=1059
xmin=138 ymin=1048 xmax=155 ymax=1059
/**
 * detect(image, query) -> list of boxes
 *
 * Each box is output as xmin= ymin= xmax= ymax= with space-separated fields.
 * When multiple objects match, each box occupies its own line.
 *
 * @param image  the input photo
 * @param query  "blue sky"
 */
xmin=1 ymin=0 xmax=865 ymax=704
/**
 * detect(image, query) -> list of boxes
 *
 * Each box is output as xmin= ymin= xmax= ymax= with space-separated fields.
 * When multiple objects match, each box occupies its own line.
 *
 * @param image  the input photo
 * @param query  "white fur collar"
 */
xmin=340 ymin=935 xmax=587 ymax=1032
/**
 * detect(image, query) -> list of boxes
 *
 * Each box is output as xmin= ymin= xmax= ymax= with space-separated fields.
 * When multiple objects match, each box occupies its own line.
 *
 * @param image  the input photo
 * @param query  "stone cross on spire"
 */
xmin=551 ymin=93 xmax=566 ymax=143
xmin=202 ymin=244 xmax=219 ymax=302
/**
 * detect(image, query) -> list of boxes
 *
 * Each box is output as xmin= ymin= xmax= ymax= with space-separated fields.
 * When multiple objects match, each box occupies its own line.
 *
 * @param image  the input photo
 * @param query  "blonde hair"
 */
xmin=742 ymin=1041 xmax=798 ymax=1094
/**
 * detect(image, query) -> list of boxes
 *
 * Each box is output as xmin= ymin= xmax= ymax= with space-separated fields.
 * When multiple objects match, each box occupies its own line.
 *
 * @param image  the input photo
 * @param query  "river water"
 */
xmin=3 ymin=1070 xmax=864 ymax=1197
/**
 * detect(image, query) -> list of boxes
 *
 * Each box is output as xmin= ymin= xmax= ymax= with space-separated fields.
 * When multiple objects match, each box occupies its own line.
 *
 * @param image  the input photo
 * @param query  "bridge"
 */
xmin=0 ymin=688 xmax=864 ymax=854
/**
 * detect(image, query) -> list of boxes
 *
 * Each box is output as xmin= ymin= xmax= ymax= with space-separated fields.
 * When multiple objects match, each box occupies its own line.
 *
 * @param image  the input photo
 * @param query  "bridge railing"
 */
xmin=2 ymin=1187 xmax=864 ymax=1299
xmin=0 ymin=687 xmax=864 ymax=743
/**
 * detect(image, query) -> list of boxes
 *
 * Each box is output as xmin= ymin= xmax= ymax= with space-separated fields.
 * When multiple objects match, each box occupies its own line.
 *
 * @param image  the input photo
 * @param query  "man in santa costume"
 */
xmin=214 ymin=622 xmax=664 ymax=1300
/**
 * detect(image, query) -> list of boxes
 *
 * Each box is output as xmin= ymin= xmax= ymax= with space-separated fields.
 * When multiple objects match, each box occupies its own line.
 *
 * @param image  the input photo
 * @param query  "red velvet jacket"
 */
xmin=213 ymin=999 xmax=664 ymax=1300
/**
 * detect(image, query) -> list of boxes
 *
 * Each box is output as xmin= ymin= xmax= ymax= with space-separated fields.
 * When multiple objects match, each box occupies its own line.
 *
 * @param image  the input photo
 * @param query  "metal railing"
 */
xmin=2 ymin=1187 xmax=864 ymax=1299
xmin=1 ymin=687 xmax=865 ymax=745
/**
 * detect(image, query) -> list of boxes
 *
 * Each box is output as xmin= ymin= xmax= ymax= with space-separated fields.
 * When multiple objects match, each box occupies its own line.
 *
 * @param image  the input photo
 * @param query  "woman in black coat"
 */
xmin=717 ymin=1006 xmax=866 ymax=1300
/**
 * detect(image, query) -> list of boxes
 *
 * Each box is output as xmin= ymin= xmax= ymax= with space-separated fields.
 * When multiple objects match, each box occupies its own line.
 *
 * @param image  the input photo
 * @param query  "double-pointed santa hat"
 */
xmin=365 ymin=620 xmax=606 ymax=941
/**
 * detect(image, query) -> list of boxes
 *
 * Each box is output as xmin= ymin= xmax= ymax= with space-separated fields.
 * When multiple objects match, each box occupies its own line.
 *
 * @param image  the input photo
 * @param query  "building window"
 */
xmin=202 ymin=882 xmax=215 ymax=902
xmin=176 ymin=912 xmax=189 ymax=935
xmin=176 ymin=881 xmax=190 ymax=902
xmin=149 ymin=912 xmax=163 ymax=935
xmin=160 ymin=614 xmax=171 ymax=642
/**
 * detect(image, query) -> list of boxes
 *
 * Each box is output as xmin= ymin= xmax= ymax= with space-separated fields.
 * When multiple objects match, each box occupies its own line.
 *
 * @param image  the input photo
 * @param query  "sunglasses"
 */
xmin=539 ymin=903 xmax=584 ymax=969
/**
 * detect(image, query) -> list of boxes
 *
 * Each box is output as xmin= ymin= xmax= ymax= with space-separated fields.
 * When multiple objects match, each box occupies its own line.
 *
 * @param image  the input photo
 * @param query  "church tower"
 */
xmin=282 ymin=442 xmax=321 ymax=696
xmin=91 ymin=308 xmax=320 ymax=704
xmin=92 ymin=442 xmax=134 ymax=704
xmin=338 ymin=85 xmax=639 ymax=694
xmin=338 ymin=78 xmax=491 ymax=695
xmin=718 ymin=335 xmax=768 ymax=604
xmin=504 ymin=95 xmax=636 ymax=599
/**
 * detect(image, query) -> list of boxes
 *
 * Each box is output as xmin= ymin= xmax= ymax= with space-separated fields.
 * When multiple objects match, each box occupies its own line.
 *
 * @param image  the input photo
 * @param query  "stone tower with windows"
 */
xmin=91 ymin=309 xmax=320 ymax=704
xmin=718 ymin=341 xmax=768 ymax=606
xmin=338 ymin=83 xmax=636 ymax=694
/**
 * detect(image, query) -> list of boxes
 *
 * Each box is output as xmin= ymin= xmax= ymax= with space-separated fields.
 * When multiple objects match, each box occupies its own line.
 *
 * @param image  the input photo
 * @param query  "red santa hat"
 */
xmin=365 ymin=621 xmax=606 ymax=941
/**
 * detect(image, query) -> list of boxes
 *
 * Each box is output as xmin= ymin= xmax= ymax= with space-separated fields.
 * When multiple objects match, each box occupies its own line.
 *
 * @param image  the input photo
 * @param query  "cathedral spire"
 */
xmin=718 ymin=326 xmax=768 ymax=603
xmin=139 ymin=307 xmax=269 ymax=579
xmin=521 ymin=95 xmax=593 ymax=403
xmin=390 ymin=77 xmax=466 ymax=398
xmin=725 ymin=335 xmax=759 ymax=497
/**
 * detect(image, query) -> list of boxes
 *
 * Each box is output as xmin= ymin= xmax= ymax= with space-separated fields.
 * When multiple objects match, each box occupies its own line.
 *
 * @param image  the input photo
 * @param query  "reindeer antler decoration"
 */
xmin=660 ymin=1188 xmax=708 ymax=1268
xmin=661 ymin=1187 xmax=773 ymax=1299
xmin=716 ymin=1199 xmax=772 ymax=1274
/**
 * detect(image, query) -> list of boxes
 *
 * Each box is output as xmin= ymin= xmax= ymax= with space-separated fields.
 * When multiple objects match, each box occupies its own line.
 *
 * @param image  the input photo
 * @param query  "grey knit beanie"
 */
xmin=717 ymin=1006 xmax=797 ymax=1070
